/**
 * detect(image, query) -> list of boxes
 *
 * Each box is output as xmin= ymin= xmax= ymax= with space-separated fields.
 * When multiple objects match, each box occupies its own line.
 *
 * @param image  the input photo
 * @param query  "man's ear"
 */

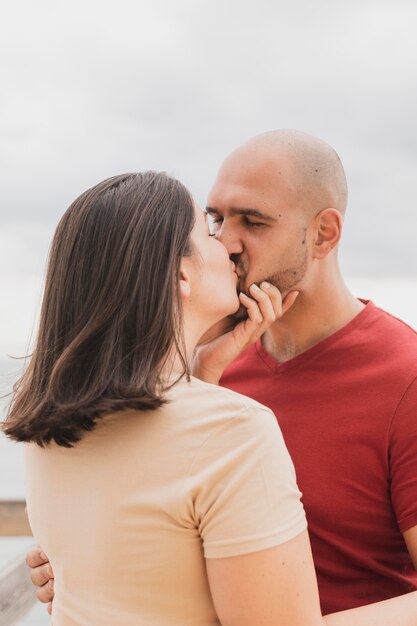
xmin=312 ymin=208 xmax=343 ymax=259
xmin=179 ymin=265 xmax=191 ymax=299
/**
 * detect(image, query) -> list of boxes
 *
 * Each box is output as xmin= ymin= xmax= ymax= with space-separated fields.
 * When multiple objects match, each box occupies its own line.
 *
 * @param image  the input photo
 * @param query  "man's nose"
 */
xmin=216 ymin=223 xmax=243 ymax=256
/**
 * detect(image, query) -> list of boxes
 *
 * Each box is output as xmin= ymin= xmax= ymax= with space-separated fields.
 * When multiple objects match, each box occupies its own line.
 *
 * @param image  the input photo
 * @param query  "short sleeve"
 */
xmin=189 ymin=405 xmax=306 ymax=559
xmin=390 ymin=375 xmax=417 ymax=532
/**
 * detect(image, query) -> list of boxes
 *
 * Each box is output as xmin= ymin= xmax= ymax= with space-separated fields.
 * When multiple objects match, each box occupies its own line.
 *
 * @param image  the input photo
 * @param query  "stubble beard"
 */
xmin=229 ymin=247 xmax=308 ymax=322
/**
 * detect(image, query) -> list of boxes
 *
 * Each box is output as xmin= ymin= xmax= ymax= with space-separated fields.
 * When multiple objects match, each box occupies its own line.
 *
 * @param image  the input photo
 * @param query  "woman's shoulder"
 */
xmin=166 ymin=375 xmax=279 ymax=437
xmin=183 ymin=374 xmax=271 ymax=410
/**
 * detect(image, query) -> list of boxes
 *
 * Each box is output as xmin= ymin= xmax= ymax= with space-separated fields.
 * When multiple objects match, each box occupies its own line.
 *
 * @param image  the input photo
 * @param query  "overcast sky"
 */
xmin=1 ymin=0 xmax=416 ymax=362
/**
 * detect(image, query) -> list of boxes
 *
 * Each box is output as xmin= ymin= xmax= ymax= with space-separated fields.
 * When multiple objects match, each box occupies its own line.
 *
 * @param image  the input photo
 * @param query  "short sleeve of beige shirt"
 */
xmin=25 ymin=377 xmax=307 ymax=624
xmin=186 ymin=401 xmax=307 ymax=559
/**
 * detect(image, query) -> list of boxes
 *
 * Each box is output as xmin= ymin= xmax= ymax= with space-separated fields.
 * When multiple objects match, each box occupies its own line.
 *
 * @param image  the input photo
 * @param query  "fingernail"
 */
xmin=40 ymin=551 xmax=47 ymax=561
xmin=250 ymin=283 xmax=260 ymax=291
xmin=260 ymin=281 xmax=271 ymax=289
xmin=239 ymin=292 xmax=249 ymax=299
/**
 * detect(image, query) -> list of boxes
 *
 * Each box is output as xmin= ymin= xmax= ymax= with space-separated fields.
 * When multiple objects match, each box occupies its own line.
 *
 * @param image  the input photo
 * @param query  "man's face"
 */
xmin=206 ymin=155 xmax=310 ymax=316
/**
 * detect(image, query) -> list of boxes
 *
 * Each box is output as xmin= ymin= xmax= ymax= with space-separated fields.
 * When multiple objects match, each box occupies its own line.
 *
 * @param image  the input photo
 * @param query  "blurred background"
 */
xmin=0 ymin=0 xmax=416 ymax=621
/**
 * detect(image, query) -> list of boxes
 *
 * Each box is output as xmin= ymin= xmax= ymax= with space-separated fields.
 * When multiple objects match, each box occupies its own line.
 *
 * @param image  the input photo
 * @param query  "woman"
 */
xmin=4 ymin=172 xmax=417 ymax=625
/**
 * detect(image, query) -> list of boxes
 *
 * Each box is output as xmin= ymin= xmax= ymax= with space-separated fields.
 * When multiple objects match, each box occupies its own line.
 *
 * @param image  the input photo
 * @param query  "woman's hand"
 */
xmin=192 ymin=282 xmax=299 ymax=384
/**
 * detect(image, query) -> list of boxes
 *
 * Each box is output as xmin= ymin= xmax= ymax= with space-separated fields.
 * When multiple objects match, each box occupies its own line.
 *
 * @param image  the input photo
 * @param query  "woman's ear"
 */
xmin=312 ymin=208 xmax=343 ymax=259
xmin=179 ymin=265 xmax=191 ymax=299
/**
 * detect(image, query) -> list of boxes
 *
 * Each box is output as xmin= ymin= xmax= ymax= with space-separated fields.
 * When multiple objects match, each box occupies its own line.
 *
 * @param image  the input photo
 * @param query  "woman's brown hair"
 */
xmin=3 ymin=171 xmax=195 ymax=447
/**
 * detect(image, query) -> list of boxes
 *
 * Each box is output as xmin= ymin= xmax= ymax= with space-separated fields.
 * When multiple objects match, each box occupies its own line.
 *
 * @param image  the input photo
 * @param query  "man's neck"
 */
xmin=262 ymin=272 xmax=365 ymax=364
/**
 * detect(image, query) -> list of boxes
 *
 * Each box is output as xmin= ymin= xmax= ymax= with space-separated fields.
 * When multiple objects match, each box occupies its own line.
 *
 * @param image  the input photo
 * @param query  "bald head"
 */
xmin=207 ymin=130 xmax=348 ymax=300
xmin=219 ymin=129 xmax=348 ymax=217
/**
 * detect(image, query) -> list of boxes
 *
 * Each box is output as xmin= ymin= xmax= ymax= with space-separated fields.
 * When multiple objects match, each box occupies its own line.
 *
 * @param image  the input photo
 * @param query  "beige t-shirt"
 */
xmin=25 ymin=376 xmax=306 ymax=625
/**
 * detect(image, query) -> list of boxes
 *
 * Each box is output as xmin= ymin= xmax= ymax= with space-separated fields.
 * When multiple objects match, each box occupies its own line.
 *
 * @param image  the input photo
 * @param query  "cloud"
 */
xmin=0 ymin=0 xmax=416 ymax=281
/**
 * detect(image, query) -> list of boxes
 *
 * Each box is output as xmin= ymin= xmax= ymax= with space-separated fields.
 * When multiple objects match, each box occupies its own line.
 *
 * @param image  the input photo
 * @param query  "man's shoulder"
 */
xmin=355 ymin=303 xmax=417 ymax=394
xmin=369 ymin=303 xmax=417 ymax=349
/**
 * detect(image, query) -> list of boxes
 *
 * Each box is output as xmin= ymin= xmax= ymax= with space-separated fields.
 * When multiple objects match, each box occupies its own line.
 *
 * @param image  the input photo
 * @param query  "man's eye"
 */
xmin=211 ymin=217 xmax=223 ymax=224
xmin=244 ymin=219 xmax=264 ymax=228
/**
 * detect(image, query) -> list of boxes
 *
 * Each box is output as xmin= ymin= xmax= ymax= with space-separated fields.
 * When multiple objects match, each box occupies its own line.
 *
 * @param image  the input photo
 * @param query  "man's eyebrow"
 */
xmin=205 ymin=206 xmax=277 ymax=223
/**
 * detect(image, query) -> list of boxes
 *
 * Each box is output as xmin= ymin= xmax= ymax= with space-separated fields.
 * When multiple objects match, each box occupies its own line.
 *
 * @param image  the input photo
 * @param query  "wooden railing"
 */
xmin=0 ymin=501 xmax=31 ymax=537
xmin=0 ymin=500 xmax=37 ymax=625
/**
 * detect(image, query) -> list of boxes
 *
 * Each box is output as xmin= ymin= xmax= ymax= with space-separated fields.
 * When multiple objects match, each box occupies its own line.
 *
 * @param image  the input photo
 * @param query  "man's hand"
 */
xmin=192 ymin=282 xmax=299 ymax=384
xmin=26 ymin=546 xmax=54 ymax=615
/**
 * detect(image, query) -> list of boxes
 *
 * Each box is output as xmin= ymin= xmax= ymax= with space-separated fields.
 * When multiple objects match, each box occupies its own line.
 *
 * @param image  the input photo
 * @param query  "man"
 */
xmin=28 ymin=130 xmax=417 ymax=614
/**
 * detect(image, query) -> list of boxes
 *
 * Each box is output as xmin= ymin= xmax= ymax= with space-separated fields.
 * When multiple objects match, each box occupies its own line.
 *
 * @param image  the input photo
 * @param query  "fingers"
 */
xmin=237 ymin=283 xmax=277 ymax=344
xmin=250 ymin=282 xmax=277 ymax=322
xmin=36 ymin=578 xmax=55 ymax=604
xmin=26 ymin=545 xmax=55 ymax=608
xmin=239 ymin=282 xmax=276 ymax=323
xmin=256 ymin=283 xmax=299 ymax=319
xmin=26 ymin=546 xmax=49 ymax=569
xmin=282 ymin=290 xmax=300 ymax=315
xmin=241 ymin=283 xmax=299 ymax=322
xmin=30 ymin=562 xmax=54 ymax=588
xmin=237 ymin=283 xmax=300 ymax=346
xmin=239 ymin=292 xmax=263 ymax=325
xmin=239 ymin=282 xmax=279 ymax=327
xmin=257 ymin=281 xmax=284 ymax=319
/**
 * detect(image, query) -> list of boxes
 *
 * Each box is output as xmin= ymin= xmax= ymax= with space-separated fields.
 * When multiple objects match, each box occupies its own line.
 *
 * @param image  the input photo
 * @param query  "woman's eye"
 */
xmin=207 ymin=215 xmax=222 ymax=236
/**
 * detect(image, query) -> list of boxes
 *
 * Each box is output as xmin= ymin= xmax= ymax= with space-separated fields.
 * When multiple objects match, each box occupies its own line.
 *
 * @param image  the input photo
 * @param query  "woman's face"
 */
xmin=185 ymin=203 xmax=240 ymax=325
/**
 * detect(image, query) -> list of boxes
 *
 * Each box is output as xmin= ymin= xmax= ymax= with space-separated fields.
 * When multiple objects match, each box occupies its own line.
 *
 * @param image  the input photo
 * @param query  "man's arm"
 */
xmin=390 ymin=375 xmax=417 ymax=573
xmin=29 ymin=538 xmax=417 ymax=626
xmin=207 ymin=531 xmax=417 ymax=626
xmin=403 ymin=525 xmax=417 ymax=571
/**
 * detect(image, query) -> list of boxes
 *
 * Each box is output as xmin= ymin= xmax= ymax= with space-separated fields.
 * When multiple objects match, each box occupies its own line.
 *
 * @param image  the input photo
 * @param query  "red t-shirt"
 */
xmin=220 ymin=301 xmax=417 ymax=613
